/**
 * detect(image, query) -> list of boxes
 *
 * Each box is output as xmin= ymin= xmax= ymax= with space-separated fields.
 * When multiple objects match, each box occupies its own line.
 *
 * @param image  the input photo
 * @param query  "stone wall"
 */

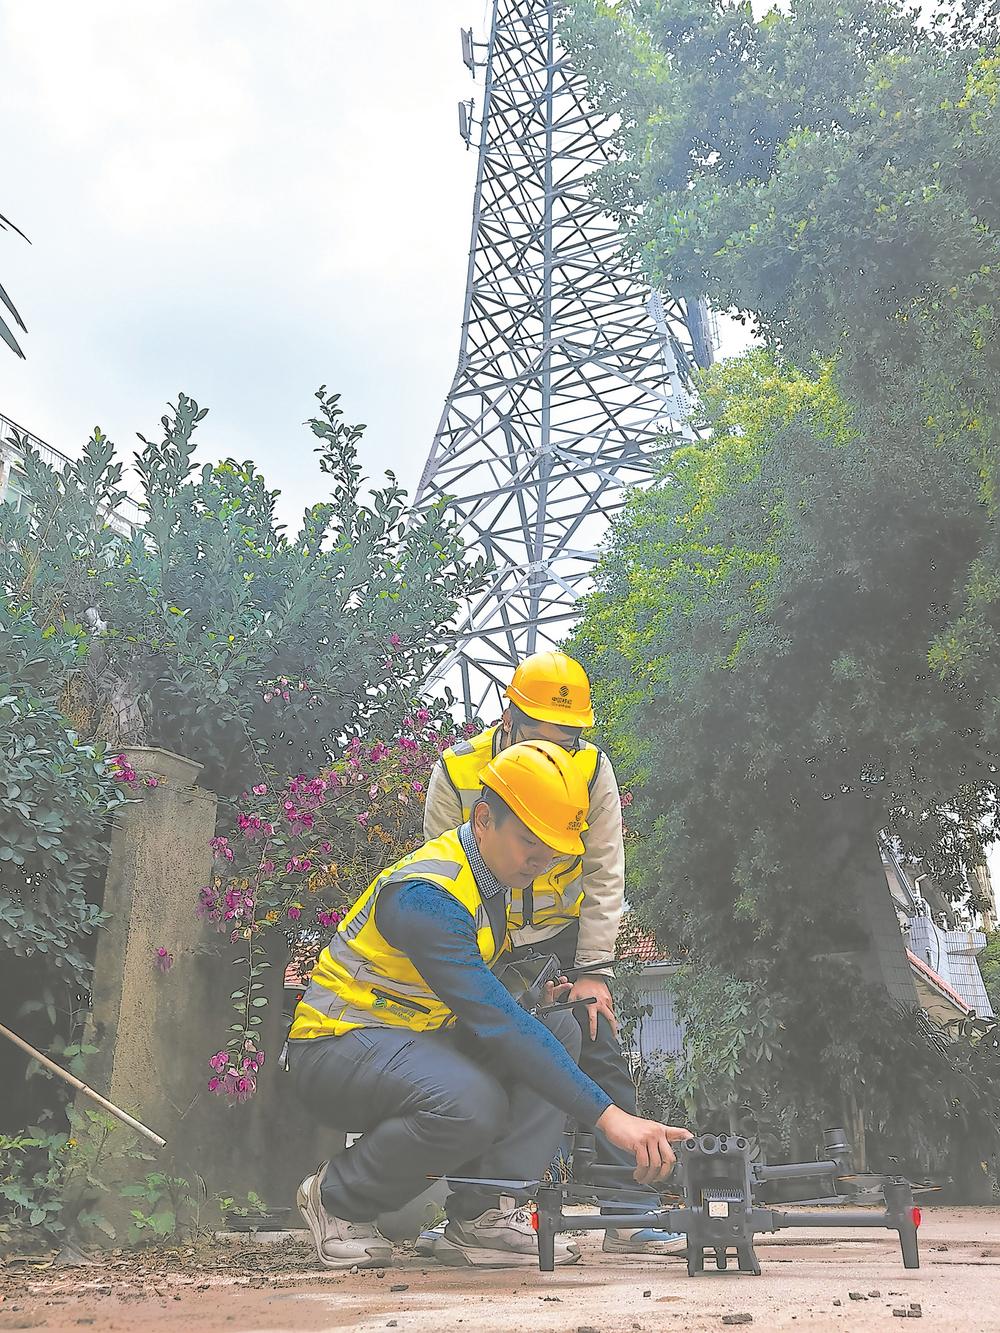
xmin=84 ymin=747 xmax=334 ymax=1226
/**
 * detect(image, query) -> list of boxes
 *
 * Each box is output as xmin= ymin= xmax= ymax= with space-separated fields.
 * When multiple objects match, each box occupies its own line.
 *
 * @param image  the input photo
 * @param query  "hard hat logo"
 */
xmin=567 ymin=809 xmax=585 ymax=831
xmin=505 ymin=650 xmax=595 ymax=728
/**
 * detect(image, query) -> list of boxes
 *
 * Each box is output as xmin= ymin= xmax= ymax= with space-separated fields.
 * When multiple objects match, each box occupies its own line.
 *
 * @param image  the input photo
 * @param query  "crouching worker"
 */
xmin=287 ymin=740 xmax=691 ymax=1270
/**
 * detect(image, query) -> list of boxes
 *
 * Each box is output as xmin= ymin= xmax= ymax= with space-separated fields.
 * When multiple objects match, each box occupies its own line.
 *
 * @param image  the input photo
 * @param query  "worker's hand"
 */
xmin=595 ymin=1106 xmax=693 ymax=1185
xmin=541 ymin=976 xmax=572 ymax=1007
xmin=567 ymin=975 xmax=616 ymax=1040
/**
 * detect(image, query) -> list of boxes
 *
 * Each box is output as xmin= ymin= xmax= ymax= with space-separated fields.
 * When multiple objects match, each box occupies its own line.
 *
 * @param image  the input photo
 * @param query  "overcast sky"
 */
xmin=0 ymin=1 xmax=494 ymax=521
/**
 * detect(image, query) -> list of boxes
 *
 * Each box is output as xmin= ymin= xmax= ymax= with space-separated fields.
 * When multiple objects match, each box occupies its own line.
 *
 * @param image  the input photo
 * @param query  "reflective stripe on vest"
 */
xmin=288 ymin=828 xmax=507 ymax=1040
xmin=440 ymin=726 xmax=601 ymax=932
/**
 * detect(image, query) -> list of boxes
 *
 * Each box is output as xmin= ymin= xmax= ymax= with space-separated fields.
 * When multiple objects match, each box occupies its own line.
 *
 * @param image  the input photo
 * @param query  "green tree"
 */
xmin=573 ymin=346 xmax=1000 ymax=1175
xmin=982 ymin=931 xmax=1000 ymax=1014
xmin=565 ymin=0 xmax=1000 ymax=1178
xmin=1 ymin=388 xmax=485 ymax=794
xmin=0 ymin=606 xmax=125 ymax=985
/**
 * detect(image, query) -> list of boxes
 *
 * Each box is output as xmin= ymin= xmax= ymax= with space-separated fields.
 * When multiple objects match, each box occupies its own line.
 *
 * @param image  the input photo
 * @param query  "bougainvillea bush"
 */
xmin=199 ymin=710 xmax=481 ymax=1102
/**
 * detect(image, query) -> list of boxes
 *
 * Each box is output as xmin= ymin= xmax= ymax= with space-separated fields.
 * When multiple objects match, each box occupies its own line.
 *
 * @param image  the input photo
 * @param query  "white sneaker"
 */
xmin=602 ymin=1226 xmax=688 ymax=1255
xmin=432 ymin=1205 xmax=581 ymax=1268
xmin=296 ymin=1161 xmax=393 ymax=1269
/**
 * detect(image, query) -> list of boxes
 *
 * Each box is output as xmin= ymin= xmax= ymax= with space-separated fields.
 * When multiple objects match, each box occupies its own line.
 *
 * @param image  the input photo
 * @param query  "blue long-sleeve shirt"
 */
xmin=375 ymin=878 xmax=612 ymax=1128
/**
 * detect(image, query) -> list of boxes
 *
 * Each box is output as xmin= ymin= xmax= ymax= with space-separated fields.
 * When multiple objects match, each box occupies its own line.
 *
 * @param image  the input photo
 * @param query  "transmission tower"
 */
xmin=416 ymin=0 xmax=713 ymax=718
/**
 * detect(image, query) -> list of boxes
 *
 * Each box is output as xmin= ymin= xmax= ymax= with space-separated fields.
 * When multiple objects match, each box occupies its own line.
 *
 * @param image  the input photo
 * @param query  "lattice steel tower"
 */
xmin=416 ymin=0 xmax=712 ymax=718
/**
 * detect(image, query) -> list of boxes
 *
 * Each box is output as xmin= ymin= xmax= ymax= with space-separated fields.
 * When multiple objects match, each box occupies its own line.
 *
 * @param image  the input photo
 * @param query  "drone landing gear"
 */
xmin=687 ymin=1244 xmax=761 ymax=1276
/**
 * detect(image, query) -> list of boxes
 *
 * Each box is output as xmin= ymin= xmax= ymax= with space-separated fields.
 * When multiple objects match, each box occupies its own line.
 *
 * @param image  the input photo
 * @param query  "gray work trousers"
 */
xmin=289 ymin=1008 xmax=582 ymax=1223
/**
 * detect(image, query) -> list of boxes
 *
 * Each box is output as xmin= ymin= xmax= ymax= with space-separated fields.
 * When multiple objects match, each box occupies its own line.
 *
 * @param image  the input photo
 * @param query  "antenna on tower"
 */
xmin=458 ymin=99 xmax=475 ymax=148
xmin=460 ymin=27 xmax=484 ymax=74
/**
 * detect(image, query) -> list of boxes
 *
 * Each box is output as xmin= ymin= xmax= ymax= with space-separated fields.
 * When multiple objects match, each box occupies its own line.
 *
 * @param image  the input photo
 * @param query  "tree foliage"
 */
xmin=0 ymin=606 xmax=124 ymax=986
xmin=566 ymin=0 xmax=1000 ymax=1176
xmin=1 ymin=388 xmax=486 ymax=795
xmin=0 ymin=208 xmax=29 ymax=358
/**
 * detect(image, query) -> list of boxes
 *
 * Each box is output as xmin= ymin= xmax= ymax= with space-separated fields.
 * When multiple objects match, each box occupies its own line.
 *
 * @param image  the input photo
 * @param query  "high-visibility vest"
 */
xmin=440 ymin=727 xmax=601 ymax=933
xmin=288 ymin=828 xmax=506 ymax=1039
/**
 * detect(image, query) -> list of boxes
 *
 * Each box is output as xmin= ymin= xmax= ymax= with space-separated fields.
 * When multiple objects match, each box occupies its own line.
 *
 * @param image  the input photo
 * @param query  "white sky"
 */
xmin=0 ymin=1 xmax=490 ymax=518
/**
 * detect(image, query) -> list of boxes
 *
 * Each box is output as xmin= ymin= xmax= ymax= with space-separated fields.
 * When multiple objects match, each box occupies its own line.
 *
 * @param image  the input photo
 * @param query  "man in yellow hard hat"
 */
xmin=424 ymin=651 xmax=685 ymax=1255
xmin=288 ymin=740 xmax=691 ymax=1270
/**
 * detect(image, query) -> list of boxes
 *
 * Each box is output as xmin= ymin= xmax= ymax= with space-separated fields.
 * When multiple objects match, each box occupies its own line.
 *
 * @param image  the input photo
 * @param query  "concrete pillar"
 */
xmin=85 ymin=746 xmax=331 ymax=1231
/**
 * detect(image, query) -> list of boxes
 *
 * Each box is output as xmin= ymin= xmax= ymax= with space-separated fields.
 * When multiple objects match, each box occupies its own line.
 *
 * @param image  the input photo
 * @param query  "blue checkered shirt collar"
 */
xmin=459 ymin=820 xmax=507 ymax=900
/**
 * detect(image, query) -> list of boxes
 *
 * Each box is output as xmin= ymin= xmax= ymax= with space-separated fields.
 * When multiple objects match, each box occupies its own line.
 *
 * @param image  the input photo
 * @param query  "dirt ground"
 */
xmin=1 ymin=1207 xmax=998 ymax=1333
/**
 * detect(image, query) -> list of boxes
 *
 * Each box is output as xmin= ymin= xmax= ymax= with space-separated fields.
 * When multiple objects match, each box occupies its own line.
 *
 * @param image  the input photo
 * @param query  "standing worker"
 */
xmin=289 ymin=740 xmax=691 ymax=1270
xmin=423 ymin=651 xmax=685 ymax=1256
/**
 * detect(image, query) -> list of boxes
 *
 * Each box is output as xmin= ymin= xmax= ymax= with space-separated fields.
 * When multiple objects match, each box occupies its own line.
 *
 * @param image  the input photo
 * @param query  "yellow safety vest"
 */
xmin=440 ymin=727 xmax=601 ymax=934
xmin=288 ymin=828 xmax=507 ymax=1040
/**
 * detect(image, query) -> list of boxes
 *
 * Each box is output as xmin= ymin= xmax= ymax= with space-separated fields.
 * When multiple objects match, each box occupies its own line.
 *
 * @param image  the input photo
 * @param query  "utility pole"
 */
xmin=416 ymin=0 xmax=712 ymax=718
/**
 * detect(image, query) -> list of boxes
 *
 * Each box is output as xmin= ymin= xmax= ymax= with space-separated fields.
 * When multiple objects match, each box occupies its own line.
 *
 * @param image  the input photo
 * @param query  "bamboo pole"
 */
xmin=0 ymin=1020 xmax=167 ymax=1149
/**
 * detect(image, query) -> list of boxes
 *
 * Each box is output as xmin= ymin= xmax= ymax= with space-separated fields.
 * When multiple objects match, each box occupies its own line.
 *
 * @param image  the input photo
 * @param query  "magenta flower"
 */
xmin=320 ymin=840 xmax=332 ymax=854
xmin=252 ymin=784 xmax=268 ymax=796
xmin=357 ymin=813 xmax=369 ymax=827
xmin=112 ymin=753 xmax=138 ymax=784
xmin=196 ymin=886 xmax=220 ymax=922
xmin=155 ymin=947 xmax=173 ymax=973
xmin=287 ymin=905 xmax=302 ymax=921
xmin=389 ymin=633 xmax=402 ymax=648
xmin=145 ymin=776 xmax=159 ymax=789
xmin=210 ymin=836 xmax=235 ymax=862
xmin=208 ymin=1076 xmax=222 ymax=1092
xmin=317 ymin=909 xmax=342 ymax=928
xmin=209 ymin=1050 xmax=230 ymax=1073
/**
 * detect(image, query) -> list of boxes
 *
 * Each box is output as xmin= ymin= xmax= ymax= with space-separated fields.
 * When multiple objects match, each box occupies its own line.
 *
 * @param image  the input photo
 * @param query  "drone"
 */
xmin=450 ymin=1125 xmax=924 ymax=1275
xmin=473 ymin=953 xmax=926 ymax=1275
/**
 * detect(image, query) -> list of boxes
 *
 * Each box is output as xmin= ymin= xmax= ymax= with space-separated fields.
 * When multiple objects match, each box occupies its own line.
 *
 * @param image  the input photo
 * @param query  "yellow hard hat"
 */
xmin=480 ymin=740 xmax=589 ymax=857
xmin=504 ymin=651 xmax=595 ymax=728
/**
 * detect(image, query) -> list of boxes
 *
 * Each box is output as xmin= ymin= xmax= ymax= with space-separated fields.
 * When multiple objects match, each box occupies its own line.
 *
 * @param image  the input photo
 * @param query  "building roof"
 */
xmin=285 ymin=962 xmax=307 ymax=990
xmin=906 ymin=948 xmax=973 ymax=1017
xmin=616 ymin=924 xmax=676 ymax=965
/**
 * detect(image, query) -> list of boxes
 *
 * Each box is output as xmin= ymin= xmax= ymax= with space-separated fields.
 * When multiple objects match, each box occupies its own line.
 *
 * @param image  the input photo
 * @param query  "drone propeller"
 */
xmin=832 ymin=1173 xmax=941 ymax=1202
xmin=429 ymin=1175 xmax=541 ymax=1191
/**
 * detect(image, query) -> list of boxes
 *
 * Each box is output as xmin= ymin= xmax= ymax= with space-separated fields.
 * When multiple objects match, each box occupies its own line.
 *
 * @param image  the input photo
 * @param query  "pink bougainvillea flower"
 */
xmin=357 ymin=812 xmax=369 ymax=827
xmin=208 ymin=1076 xmax=222 ymax=1092
xmin=252 ymin=784 xmax=268 ymax=796
xmin=155 ymin=947 xmax=173 ymax=973
xmin=317 ymin=909 xmax=342 ymax=928
xmin=389 ymin=633 xmax=402 ymax=648
xmin=145 ymin=776 xmax=160 ymax=788
xmin=209 ymin=1050 xmax=229 ymax=1072
xmin=415 ymin=708 xmax=431 ymax=724
xmin=287 ymin=905 xmax=302 ymax=921
xmin=210 ymin=836 xmax=234 ymax=862
xmin=320 ymin=840 xmax=332 ymax=854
